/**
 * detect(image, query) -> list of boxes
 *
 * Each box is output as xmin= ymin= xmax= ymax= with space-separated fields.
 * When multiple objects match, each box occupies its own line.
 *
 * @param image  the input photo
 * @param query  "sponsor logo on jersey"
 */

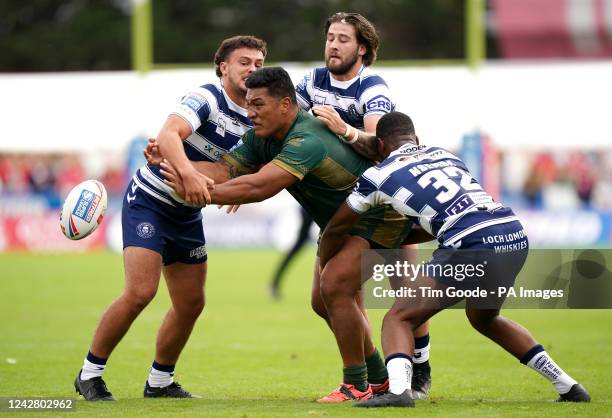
xmin=313 ymin=94 xmax=326 ymax=105
xmin=72 ymin=190 xmax=101 ymax=223
xmin=136 ymin=222 xmax=156 ymax=239
xmin=190 ymin=245 xmax=207 ymax=259
xmin=215 ymin=117 xmax=226 ymax=136
xmin=365 ymin=94 xmax=392 ymax=112
xmin=398 ymin=144 xmax=427 ymax=155
xmin=346 ymin=104 xmax=362 ymax=126
xmin=445 ymin=194 xmax=475 ymax=217
xmin=183 ymin=96 xmax=205 ymax=113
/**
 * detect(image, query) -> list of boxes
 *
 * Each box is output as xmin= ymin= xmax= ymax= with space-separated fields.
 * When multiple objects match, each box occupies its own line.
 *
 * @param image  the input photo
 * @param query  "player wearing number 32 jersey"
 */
xmin=319 ymin=111 xmax=591 ymax=408
xmin=348 ymin=144 xmax=516 ymax=249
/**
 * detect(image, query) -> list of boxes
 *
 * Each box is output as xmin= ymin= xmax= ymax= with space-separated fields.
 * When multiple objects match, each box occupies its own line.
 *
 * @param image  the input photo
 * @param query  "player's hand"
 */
xmin=144 ymin=138 xmax=163 ymax=165
xmin=160 ymin=160 xmax=214 ymax=207
xmin=180 ymin=165 xmax=214 ymax=207
xmin=160 ymin=160 xmax=186 ymax=198
xmin=312 ymin=105 xmax=348 ymax=136
xmin=217 ymin=204 xmax=241 ymax=214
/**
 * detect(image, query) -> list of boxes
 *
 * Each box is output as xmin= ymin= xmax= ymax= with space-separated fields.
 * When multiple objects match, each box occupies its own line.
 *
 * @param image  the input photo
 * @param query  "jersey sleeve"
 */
xmin=272 ymin=135 xmax=327 ymax=180
xmin=346 ymin=168 xmax=386 ymax=214
xmin=221 ymin=131 xmax=262 ymax=176
xmin=359 ymin=76 xmax=395 ymax=118
xmin=295 ymin=71 xmax=314 ymax=111
xmin=171 ymin=86 xmax=217 ymax=132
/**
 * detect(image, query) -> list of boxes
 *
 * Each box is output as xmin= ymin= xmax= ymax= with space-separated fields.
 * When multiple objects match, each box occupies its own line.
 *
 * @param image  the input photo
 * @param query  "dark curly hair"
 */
xmin=214 ymin=35 xmax=267 ymax=78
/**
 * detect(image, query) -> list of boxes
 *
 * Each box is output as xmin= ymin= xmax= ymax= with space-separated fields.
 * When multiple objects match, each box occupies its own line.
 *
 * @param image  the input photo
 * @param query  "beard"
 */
xmin=326 ymin=49 xmax=360 ymax=76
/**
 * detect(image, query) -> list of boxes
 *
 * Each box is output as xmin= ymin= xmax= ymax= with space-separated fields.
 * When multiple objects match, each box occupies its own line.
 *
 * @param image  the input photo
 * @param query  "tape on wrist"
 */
xmin=344 ymin=126 xmax=359 ymax=144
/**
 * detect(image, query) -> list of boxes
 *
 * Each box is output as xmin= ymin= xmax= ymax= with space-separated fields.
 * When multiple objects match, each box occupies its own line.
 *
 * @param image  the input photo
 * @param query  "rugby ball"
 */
xmin=60 ymin=180 xmax=107 ymax=240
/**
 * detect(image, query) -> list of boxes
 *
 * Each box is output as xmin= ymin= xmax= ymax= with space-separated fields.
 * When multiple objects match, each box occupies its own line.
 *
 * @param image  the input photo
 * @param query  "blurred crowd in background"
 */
xmin=0 ymin=153 xmax=125 ymax=213
xmin=503 ymin=149 xmax=612 ymax=211
xmin=1 ymin=147 xmax=611 ymax=212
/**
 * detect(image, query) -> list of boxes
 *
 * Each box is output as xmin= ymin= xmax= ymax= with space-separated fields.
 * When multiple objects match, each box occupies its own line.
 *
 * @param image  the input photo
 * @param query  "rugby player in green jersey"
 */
xmin=149 ymin=67 xmax=412 ymax=402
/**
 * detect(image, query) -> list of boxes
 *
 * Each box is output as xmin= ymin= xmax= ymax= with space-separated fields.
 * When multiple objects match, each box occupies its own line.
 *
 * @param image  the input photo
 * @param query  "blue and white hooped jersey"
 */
xmin=347 ymin=144 xmax=518 ymax=246
xmin=133 ymin=83 xmax=251 ymax=212
xmin=295 ymin=66 xmax=395 ymax=129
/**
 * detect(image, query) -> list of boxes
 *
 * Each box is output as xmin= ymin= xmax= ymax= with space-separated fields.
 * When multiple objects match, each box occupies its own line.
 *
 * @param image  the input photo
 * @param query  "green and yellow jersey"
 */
xmin=223 ymin=110 xmax=411 ymax=248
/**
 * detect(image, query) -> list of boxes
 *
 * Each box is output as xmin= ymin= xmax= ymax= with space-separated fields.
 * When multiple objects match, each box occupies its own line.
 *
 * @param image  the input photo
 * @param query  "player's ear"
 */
xmin=280 ymin=97 xmax=291 ymax=113
xmin=358 ymin=44 xmax=366 ymax=57
xmin=219 ymin=61 xmax=228 ymax=76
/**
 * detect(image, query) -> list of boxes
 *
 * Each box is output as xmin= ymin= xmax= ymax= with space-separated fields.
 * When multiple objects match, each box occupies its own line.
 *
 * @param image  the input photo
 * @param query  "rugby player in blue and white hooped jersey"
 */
xmin=74 ymin=36 xmax=266 ymax=401
xmin=320 ymin=112 xmax=591 ymax=408
xmin=296 ymin=12 xmax=431 ymax=402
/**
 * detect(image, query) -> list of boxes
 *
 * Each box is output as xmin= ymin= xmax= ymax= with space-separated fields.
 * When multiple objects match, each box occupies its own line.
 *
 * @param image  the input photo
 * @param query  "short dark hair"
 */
xmin=325 ymin=12 xmax=379 ymax=66
xmin=377 ymin=112 xmax=416 ymax=142
xmin=214 ymin=35 xmax=267 ymax=78
xmin=245 ymin=67 xmax=297 ymax=104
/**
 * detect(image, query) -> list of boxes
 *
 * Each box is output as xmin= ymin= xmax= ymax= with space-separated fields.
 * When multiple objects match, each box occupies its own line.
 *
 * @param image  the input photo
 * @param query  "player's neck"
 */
xmin=272 ymin=108 xmax=299 ymax=141
xmin=329 ymin=62 xmax=363 ymax=82
xmin=223 ymin=83 xmax=247 ymax=108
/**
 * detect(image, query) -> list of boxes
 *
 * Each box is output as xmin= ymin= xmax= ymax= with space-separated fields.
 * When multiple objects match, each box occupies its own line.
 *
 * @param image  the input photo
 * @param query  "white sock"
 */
xmin=413 ymin=343 xmax=430 ymax=364
xmin=81 ymin=358 xmax=106 ymax=381
xmin=525 ymin=351 xmax=577 ymax=394
xmin=147 ymin=363 xmax=174 ymax=388
xmin=387 ymin=357 xmax=412 ymax=395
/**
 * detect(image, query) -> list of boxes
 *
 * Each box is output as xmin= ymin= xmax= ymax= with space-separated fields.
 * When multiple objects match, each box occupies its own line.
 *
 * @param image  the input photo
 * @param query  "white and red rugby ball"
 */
xmin=60 ymin=180 xmax=107 ymax=240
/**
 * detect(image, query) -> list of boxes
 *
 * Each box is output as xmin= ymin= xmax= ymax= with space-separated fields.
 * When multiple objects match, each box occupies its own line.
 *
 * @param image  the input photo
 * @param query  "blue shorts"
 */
xmin=427 ymin=219 xmax=529 ymax=291
xmin=122 ymin=180 xmax=208 ymax=265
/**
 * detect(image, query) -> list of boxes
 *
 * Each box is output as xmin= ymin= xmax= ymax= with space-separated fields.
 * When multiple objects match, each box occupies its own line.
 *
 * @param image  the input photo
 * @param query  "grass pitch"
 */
xmin=0 ymin=249 xmax=610 ymax=417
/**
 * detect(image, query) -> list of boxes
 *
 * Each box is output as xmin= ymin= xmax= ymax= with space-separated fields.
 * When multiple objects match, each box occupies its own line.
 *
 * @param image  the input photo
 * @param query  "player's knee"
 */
xmin=384 ymin=307 xmax=420 ymax=330
xmin=319 ymin=270 xmax=354 ymax=305
xmin=466 ymin=309 xmax=497 ymax=332
xmin=175 ymin=293 xmax=205 ymax=320
xmin=310 ymin=292 xmax=329 ymax=320
xmin=124 ymin=287 xmax=157 ymax=312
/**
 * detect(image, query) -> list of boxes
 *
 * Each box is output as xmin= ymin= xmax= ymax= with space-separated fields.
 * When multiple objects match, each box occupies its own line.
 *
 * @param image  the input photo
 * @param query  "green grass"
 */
xmin=0 ymin=250 xmax=610 ymax=417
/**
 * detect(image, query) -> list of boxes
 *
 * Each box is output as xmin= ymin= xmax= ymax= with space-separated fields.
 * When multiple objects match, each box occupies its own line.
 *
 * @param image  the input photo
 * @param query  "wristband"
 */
xmin=342 ymin=124 xmax=351 ymax=139
xmin=344 ymin=126 xmax=359 ymax=144
xmin=341 ymin=126 xmax=359 ymax=144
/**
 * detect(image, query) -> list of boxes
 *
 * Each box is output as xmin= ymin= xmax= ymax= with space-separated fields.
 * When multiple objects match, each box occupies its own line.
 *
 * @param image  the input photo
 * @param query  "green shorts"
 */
xmin=317 ymin=205 xmax=413 ymax=254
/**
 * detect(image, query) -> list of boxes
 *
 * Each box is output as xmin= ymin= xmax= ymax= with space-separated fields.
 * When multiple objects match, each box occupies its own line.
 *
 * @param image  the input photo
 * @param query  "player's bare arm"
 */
xmin=319 ymin=202 xmax=361 ymax=268
xmin=156 ymin=115 xmax=215 ymax=206
xmin=161 ymin=160 xmax=298 ymax=206
xmin=209 ymin=162 xmax=298 ymax=205
xmin=145 ymin=141 xmax=234 ymax=185
xmin=312 ymin=105 xmax=382 ymax=161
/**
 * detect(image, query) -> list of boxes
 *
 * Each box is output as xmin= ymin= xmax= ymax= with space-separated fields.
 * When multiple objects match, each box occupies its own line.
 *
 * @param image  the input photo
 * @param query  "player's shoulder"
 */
xmin=354 ymin=167 xmax=382 ymax=197
xmin=308 ymin=66 xmax=332 ymax=88
xmin=182 ymin=83 xmax=221 ymax=108
xmin=188 ymin=82 xmax=222 ymax=99
xmin=359 ymin=67 xmax=389 ymax=90
xmin=286 ymin=112 xmax=332 ymax=149
xmin=360 ymin=151 xmax=410 ymax=188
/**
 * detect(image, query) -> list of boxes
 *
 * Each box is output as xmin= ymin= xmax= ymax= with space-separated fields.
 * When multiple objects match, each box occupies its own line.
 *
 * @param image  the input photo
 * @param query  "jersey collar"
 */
xmin=220 ymin=84 xmax=249 ymax=118
xmin=329 ymin=65 xmax=364 ymax=89
xmin=391 ymin=143 xmax=427 ymax=157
